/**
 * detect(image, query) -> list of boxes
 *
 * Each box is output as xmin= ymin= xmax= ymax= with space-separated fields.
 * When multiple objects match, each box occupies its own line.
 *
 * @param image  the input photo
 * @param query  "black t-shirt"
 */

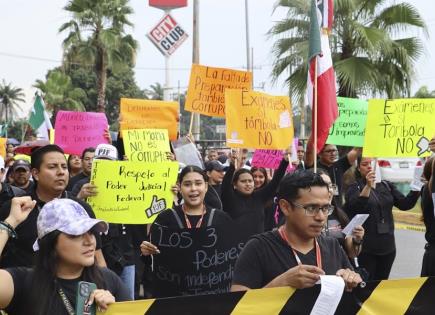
xmin=232 ymin=230 xmax=352 ymax=289
xmin=5 ymin=267 xmax=130 ymax=315
xmin=422 ymin=183 xmax=435 ymax=244
xmin=204 ymin=184 xmax=223 ymax=210
xmin=66 ymin=172 xmax=88 ymax=192
xmin=153 ymin=204 xmax=232 ymax=229
xmin=318 ymin=156 xmax=351 ymax=208
xmin=0 ymin=190 xmax=102 ymax=268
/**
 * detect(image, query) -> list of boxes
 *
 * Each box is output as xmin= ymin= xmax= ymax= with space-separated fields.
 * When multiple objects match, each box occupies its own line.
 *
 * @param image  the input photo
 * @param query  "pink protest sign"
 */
xmin=252 ymin=138 xmax=299 ymax=171
xmin=54 ymin=111 xmax=109 ymax=155
xmin=252 ymin=150 xmax=283 ymax=169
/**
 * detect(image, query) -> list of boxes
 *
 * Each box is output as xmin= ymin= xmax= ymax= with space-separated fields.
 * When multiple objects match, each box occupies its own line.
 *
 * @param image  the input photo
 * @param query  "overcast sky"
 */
xmin=1 ymin=0 xmax=434 ymax=115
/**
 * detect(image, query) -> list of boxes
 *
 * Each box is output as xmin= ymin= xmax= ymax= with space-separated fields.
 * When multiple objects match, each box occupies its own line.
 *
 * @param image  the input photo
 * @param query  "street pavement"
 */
xmin=390 ymin=228 xmax=426 ymax=279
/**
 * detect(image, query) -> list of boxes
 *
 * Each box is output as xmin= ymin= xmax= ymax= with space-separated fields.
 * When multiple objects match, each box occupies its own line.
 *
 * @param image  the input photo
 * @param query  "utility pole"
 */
xmin=191 ymin=0 xmax=201 ymax=140
xmin=245 ymin=0 xmax=251 ymax=73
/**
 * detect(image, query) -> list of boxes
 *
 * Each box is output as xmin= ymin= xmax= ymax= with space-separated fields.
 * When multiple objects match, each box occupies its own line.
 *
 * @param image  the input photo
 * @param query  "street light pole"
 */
xmin=191 ymin=0 xmax=201 ymax=141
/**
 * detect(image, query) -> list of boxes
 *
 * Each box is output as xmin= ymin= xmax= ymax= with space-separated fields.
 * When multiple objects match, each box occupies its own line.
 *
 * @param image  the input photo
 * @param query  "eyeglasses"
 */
xmin=291 ymin=201 xmax=334 ymax=216
xmin=322 ymin=149 xmax=338 ymax=154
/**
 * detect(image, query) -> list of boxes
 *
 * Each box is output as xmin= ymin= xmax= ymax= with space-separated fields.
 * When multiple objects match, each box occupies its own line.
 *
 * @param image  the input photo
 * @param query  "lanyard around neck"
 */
xmin=58 ymin=287 xmax=75 ymax=315
xmin=278 ymin=226 xmax=322 ymax=269
xmin=182 ymin=205 xmax=206 ymax=229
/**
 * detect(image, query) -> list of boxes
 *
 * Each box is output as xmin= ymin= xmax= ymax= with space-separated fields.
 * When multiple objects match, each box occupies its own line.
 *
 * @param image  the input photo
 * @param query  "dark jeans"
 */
xmin=358 ymin=250 xmax=396 ymax=280
xmin=421 ymin=243 xmax=435 ymax=276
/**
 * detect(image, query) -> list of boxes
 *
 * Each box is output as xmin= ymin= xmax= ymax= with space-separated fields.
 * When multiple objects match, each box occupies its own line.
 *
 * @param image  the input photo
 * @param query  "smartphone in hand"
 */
xmin=76 ymin=281 xmax=97 ymax=315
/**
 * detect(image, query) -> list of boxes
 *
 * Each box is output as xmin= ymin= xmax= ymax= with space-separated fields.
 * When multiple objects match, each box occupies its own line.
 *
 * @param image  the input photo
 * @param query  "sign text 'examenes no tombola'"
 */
xmin=88 ymin=160 xmax=178 ymax=224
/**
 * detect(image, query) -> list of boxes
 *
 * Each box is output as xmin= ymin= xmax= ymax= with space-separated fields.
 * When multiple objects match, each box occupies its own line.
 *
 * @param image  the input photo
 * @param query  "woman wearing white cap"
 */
xmin=0 ymin=197 xmax=130 ymax=315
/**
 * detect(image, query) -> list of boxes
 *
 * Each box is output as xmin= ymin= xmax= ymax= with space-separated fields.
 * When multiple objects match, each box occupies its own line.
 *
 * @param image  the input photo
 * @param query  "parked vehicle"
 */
xmin=377 ymin=158 xmax=422 ymax=183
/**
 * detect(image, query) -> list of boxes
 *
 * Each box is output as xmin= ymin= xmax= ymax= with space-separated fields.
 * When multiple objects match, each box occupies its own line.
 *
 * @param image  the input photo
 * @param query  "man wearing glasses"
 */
xmin=231 ymin=170 xmax=361 ymax=291
xmin=305 ymin=143 xmax=360 ymax=208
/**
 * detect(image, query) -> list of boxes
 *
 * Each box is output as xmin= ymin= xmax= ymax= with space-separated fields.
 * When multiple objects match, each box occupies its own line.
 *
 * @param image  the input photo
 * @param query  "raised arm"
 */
xmin=0 ymin=197 xmax=35 ymax=309
xmin=255 ymin=158 xmax=289 ymax=201
xmin=387 ymin=181 xmax=420 ymax=210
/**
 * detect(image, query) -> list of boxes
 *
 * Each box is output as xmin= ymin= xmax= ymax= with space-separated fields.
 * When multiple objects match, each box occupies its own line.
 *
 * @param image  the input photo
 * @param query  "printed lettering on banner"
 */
xmin=120 ymin=98 xmax=179 ymax=140
xmin=122 ymin=128 xmax=170 ymax=162
xmin=225 ymin=89 xmax=294 ymax=149
xmin=87 ymin=160 xmax=178 ymax=224
xmin=184 ymin=64 xmax=252 ymax=117
xmin=326 ymin=97 xmax=368 ymax=147
xmin=363 ymin=99 xmax=435 ymax=157
xmin=54 ymin=111 xmax=108 ymax=155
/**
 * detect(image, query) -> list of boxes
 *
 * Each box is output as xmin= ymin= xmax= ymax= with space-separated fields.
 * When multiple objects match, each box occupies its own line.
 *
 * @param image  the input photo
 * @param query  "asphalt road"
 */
xmin=390 ymin=228 xmax=426 ymax=279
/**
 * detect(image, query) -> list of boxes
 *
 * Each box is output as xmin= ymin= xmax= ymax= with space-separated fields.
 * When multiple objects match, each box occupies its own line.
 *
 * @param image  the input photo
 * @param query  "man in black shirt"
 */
xmin=305 ymin=141 xmax=360 ymax=208
xmin=231 ymin=170 xmax=362 ymax=291
xmin=0 ymin=145 xmax=106 ymax=268
xmin=10 ymin=160 xmax=34 ymax=194
xmin=66 ymin=147 xmax=95 ymax=191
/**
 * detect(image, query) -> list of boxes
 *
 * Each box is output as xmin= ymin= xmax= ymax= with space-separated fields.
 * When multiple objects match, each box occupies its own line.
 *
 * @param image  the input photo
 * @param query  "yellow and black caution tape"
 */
xmin=395 ymin=222 xmax=426 ymax=233
xmin=101 ymin=277 xmax=435 ymax=315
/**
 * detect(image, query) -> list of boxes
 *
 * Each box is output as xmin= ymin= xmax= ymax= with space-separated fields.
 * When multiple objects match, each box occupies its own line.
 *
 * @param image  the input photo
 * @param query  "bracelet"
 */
xmin=0 ymin=221 xmax=18 ymax=239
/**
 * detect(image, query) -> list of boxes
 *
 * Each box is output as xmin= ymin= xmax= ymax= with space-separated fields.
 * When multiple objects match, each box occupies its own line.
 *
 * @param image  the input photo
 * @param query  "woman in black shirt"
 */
xmin=221 ymin=151 xmax=289 ymax=239
xmin=0 ymin=197 xmax=130 ymax=315
xmin=140 ymin=165 xmax=231 ymax=255
xmin=344 ymin=157 xmax=420 ymax=280
xmin=420 ymin=156 xmax=435 ymax=276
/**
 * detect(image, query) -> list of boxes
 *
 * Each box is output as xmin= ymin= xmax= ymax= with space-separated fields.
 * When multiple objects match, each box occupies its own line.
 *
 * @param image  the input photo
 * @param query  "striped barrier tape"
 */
xmin=100 ymin=277 xmax=435 ymax=315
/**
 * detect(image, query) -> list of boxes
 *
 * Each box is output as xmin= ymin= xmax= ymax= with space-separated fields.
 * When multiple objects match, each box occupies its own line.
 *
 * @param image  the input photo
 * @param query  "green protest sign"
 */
xmin=326 ymin=97 xmax=368 ymax=147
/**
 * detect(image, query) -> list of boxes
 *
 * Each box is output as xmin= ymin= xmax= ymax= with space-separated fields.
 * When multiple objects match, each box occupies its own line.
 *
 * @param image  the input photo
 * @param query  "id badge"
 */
xmin=377 ymin=221 xmax=389 ymax=234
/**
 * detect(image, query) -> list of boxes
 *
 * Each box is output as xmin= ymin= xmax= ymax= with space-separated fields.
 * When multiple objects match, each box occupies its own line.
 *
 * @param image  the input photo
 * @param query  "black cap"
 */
xmin=205 ymin=160 xmax=225 ymax=172
xmin=12 ymin=159 xmax=31 ymax=171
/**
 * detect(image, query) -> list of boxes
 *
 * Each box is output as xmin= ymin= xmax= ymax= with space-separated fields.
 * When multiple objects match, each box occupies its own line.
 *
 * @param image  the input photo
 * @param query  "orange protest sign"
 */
xmin=0 ymin=138 xmax=6 ymax=158
xmin=225 ymin=89 xmax=294 ymax=149
xmin=120 ymin=98 xmax=179 ymax=140
xmin=184 ymin=64 xmax=252 ymax=117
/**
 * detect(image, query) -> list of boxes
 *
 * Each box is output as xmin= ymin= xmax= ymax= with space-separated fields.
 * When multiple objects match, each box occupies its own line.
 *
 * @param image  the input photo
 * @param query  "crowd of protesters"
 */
xmin=0 ymin=133 xmax=434 ymax=314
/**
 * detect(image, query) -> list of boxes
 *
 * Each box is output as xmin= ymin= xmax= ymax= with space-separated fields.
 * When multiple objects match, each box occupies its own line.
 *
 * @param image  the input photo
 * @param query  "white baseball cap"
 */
xmin=94 ymin=143 xmax=118 ymax=160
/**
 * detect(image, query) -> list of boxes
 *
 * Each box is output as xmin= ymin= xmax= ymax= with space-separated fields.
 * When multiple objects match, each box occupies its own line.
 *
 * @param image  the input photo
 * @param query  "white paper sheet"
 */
xmin=409 ymin=165 xmax=424 ymax=192
xmin=310 ymin=275 xmax=345 ymax=315
xmin=342 ymin=214 xmax=369 ymax=236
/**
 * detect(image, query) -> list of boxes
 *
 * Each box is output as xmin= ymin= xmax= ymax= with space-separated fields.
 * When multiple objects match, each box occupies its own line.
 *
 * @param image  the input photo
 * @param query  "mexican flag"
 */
xmin=29 ymin=95 xmax=53 ymax=140
xmin=306 ymin=0 xmax=338 ymax=153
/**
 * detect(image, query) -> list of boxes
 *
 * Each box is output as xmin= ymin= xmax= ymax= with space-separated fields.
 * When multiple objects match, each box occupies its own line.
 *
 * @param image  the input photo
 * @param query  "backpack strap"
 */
xmin=170 ymin=209 xmax=184 ymax=229
xmin=207 ymin=208 xmax=216 ymax=227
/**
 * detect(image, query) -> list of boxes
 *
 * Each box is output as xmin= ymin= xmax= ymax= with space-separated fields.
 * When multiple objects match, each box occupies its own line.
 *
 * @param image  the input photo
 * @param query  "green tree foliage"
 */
xmin=59 ymin=0 xmax=138 ymax=113
xmin=0 ymin=80 xmax=25 ymax=125
xmin=269 ymin=0 xmax=427 ymax=103
xmin=413 ymin=85 xmax=435 ymax=98
xmin=34 ymin=70 xmax=86 ymax=122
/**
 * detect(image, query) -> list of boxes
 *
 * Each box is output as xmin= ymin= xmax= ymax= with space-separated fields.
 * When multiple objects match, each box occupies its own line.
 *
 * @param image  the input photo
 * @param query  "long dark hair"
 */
xmin=178 ymin=165 xmax=208 ymax=183
xmin=30 ymin=230 xmax=105 ymax=315
xmin=232 ymin=168 xmax=253 ymax=186
xmin=251 ymin=167 xmax=268 ymax=189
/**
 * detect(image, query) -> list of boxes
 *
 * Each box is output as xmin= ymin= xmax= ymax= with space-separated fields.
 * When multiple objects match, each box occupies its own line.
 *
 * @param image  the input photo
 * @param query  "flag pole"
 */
xmin=188 ymin=114 xmax=194 ymax=137
xmin=313 ymin=57 xmax=318 ymax=173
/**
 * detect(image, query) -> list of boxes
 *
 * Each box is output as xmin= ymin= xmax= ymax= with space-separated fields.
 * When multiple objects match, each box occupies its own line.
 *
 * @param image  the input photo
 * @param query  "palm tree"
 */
xmin=59 ymin=0 xmax=138 ymax=113
xmin=34 ymin=70 xmax=86 ymax=122
xmin=413 ymin=85 xmax=435 ymax=98
xmin=145 ymin=82 xmax=164 ymax=100
xmin=269 ymin=0 xmax=427 ymax=103
xmin=0 ymin=80 xmax=25 ymax=125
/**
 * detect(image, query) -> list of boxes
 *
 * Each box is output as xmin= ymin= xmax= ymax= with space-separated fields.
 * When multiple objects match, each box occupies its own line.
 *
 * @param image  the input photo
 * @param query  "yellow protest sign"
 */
xmin=0 ymin=138 xmax=6 ymax=158
xmin=120 ymin=98 xmax=179 ymax=140
xmin=363 ymin=99 xmax=435 ymax=157
xmin=122 ymin=129 xmax=170 ymax=162
xmin=225 ymin=89 xmax=294 ymax=149
xmin=87 ymin=160 xmax=178 ymax=224
xmin=184 ymin=64 xmax=252 ymax=117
